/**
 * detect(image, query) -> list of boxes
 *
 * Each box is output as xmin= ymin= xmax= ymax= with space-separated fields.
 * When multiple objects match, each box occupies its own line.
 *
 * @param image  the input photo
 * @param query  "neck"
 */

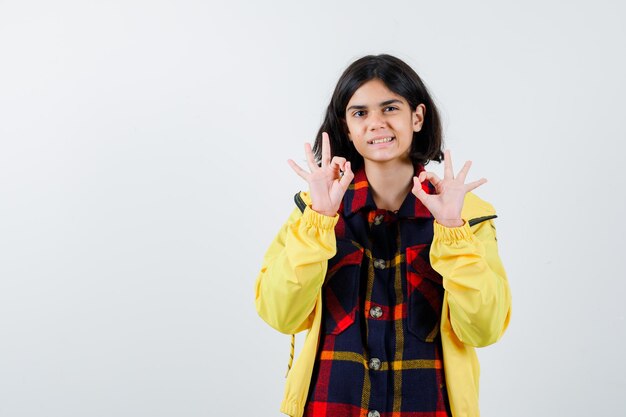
xmin=364 ymin=159 xmax=415 ymax=212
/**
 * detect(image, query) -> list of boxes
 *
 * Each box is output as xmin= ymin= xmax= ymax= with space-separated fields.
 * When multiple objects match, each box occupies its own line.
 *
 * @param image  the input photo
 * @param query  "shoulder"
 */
xmin=461 ymin=192 xmax=496 ymax=220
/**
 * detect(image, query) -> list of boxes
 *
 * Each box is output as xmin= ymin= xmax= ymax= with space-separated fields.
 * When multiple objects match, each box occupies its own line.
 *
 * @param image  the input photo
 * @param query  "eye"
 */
xmin=384 ymin=106 xmax=399 ymax=112
xmin=353 ymin=110 xmax=366 ymax=117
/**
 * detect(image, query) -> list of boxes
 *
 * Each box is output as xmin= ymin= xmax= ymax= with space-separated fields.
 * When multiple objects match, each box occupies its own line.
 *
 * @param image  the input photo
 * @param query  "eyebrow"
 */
xmin=347 ymin=99 xmax=404 ymax=112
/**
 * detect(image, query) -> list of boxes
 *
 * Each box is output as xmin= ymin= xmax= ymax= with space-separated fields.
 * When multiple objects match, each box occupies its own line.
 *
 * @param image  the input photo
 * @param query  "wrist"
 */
xmin=311 ymin=204 xmax=337 ymax=217
xmin=302 ymin=206 xmax=339 ymax=229
xmin=436 ymin=218 xmax=465 ymax=228
xmin=312 ymin=209 xmax=337 ymax=217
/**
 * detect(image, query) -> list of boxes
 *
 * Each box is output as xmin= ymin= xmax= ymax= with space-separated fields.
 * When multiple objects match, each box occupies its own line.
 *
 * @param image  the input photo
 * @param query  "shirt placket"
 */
xmin=365 ymin=210 xmax=395 ymax=415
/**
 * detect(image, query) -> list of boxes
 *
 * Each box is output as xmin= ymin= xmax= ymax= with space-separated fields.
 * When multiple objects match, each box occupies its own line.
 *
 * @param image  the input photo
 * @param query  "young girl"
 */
xmin=255 ymin=54 xmax=511 ymax=417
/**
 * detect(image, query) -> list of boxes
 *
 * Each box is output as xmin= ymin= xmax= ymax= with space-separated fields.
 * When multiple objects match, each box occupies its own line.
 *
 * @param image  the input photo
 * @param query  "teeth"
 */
xmin=371 ymin=137 xmax=393 ymax=144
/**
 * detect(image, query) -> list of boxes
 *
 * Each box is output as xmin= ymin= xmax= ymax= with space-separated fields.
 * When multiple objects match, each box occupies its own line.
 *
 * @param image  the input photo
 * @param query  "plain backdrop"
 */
xmin=1 ymin=0 xmax=625 ymax=416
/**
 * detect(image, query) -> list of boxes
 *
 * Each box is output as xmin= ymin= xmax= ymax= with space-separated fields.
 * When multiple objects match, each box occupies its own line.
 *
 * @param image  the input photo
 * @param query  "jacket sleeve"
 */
xmin=255 ymin=201 xmax=339 ymax=335
xmin=430 ymin=214 xmax=511 ymax=347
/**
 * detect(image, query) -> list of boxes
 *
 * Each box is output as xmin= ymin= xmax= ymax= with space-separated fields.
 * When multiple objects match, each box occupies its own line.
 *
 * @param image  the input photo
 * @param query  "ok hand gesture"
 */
xmin=411 ymin=150 xmax=487 ymax=228
xmin=288 ymin=132 xmax=354 ymax=217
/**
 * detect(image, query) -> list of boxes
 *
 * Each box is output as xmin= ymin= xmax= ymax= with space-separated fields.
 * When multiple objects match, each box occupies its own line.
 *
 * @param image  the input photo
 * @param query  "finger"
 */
xmin=321 ymin=132 xmax=331 ymax=167
xmin=456 ymin=160 xmax=472 ymax=183
xmin=465 ymin=178 xmax=487 ymax=192
xmin=287 ymin=159 xmax=310 ymax=181
xmin=330 ymin=156 xmax=347 ymax=171
xmin=443 ymin=149 xmax=454 ymax=180
xmin=331 ymin=156 xmax=347 ymax=164
xmin=419 ymin=171 xmax=442 ymax=187
xmin=304 ymin=142 xmax=318 ymax=171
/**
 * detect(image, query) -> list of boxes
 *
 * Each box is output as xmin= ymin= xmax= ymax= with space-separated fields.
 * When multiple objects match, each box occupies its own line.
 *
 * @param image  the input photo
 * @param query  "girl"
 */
xmin=255 ymin=54 xmax=511 ymax=417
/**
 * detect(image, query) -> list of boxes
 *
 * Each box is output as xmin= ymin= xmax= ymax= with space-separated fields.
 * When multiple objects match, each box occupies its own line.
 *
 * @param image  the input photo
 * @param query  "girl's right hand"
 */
xmin=288 ymin=132 xmax=354 ymax=217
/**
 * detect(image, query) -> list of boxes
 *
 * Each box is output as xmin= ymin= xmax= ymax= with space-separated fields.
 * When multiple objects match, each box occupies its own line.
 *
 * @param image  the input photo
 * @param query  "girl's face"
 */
xmin=345 ymin=78 xmax=425 ymax=168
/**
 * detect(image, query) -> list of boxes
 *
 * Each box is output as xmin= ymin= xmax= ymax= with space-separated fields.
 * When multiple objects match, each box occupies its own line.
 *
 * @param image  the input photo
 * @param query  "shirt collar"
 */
xmin=341 ymin=165 xmax=435 ymax=219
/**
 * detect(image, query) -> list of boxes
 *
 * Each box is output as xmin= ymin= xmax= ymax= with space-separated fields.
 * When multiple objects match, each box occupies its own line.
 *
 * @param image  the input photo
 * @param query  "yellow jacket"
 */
xmin=255 ymin=191 xmax=511 ymax=417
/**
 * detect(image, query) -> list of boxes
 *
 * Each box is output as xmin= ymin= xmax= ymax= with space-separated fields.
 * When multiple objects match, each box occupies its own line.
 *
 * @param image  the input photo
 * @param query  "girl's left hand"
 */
xmin=411 ymin=150 xmax=487 ymax=228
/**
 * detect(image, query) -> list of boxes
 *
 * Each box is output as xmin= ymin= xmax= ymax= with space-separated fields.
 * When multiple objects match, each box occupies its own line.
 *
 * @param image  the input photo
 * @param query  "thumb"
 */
xmin=338 ymin=161 xmax=354 ymax=192
xmin=412 ymin=176 xmax=428 ymax=202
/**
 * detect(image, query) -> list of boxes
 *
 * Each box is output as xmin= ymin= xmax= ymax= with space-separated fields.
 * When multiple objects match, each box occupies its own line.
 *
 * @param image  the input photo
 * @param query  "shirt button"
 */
xmin=368 ymin=411 xmax=380 ymax=417
xmin=368 ymin=358 xmax=381 ymax=370
xmin=369 ymin=306 xmax=383 ymax=319
xmin=373 ymin=214 xmax=384 ymax=225
xmin=373 ymin=259 xmax=386 ymax=270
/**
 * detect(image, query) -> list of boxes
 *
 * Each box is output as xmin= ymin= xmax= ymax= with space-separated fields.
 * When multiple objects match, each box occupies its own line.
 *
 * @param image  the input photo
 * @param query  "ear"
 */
xmin=412 ymin=104 xmax=426 ymax=132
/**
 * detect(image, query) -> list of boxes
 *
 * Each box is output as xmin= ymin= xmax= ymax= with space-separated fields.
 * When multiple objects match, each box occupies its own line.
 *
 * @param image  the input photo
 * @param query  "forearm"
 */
xmin=255 ymin=206 xmax=339 ymax=334
xmin=431 ymin=219 xmax=511 ymax=347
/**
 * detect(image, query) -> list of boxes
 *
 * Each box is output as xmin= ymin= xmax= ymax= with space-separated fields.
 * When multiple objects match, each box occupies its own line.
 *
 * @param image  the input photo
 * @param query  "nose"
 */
xmin=368 ymin=112 xmax=387 ymax=130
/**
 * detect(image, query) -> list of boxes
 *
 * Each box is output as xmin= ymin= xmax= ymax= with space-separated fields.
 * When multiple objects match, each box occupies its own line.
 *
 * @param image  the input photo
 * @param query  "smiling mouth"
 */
xmin=368 ymin=136 xmax=395 ymax=144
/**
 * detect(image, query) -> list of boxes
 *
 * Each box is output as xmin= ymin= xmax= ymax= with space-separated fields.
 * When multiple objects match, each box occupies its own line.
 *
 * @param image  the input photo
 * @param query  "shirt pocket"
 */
xmin=323 ymin=239 xmax=364 ymax=335
xmin=405 ymin=243 xmax=445 ymax=342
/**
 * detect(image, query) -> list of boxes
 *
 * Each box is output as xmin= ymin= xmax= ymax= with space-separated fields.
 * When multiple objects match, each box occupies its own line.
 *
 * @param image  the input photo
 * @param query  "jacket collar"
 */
xmin=341 ymin=164 xmax=434 ymax=219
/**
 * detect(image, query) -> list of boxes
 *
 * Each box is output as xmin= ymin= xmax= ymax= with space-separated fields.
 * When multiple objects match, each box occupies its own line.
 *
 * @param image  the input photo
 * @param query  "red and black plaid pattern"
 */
xmin=304 ymin=167 xmax=451 ymax=417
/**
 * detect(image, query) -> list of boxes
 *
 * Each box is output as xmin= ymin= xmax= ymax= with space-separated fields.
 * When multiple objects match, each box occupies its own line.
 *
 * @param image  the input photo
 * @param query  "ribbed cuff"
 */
xmin=302 ymin=206 xmax=339 ymax=230
xmin=433 ymin=219 xmax=473 ymax=243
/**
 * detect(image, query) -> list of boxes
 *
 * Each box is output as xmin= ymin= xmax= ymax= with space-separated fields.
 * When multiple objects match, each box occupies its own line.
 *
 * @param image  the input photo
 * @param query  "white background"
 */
xmin=1 ymin=0 xmax=625 ymax=416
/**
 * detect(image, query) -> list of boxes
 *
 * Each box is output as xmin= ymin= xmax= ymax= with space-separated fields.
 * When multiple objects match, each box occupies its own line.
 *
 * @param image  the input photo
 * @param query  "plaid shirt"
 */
xmin=304 ymin=166 xmax=452 ymax=417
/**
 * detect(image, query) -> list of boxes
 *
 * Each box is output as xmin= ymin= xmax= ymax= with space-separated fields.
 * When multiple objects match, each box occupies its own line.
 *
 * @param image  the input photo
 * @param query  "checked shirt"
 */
xmin=303 ymin=166 xmax=452 ymax=417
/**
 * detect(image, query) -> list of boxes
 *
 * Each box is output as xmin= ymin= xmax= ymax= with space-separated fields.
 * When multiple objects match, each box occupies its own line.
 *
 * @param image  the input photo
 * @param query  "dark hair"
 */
xmin=313 ymin=54 xmax=443 ymax=171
